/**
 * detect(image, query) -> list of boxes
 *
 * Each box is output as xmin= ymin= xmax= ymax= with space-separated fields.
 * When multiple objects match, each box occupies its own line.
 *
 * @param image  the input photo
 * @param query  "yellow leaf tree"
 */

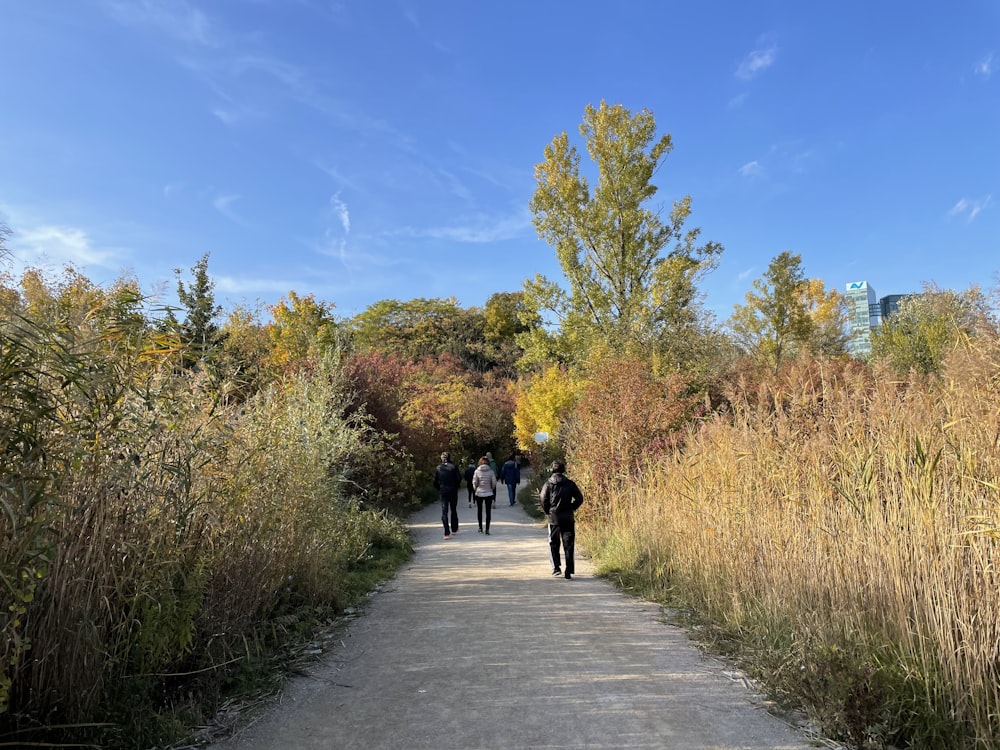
xmin=513 ymin=364 xmax=580 ymax=458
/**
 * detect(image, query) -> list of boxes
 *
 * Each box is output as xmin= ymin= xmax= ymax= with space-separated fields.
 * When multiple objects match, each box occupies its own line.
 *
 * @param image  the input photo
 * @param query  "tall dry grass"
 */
xmin=581 ymin=344 xmax=1000 ymax=748
xmin=1 ymin=290 xmax=410 ymax=746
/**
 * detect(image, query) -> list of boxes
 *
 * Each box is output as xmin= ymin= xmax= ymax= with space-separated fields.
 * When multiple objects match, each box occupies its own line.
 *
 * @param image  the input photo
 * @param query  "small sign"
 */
xmin=534 ymin=431 xmax=549 ymax=444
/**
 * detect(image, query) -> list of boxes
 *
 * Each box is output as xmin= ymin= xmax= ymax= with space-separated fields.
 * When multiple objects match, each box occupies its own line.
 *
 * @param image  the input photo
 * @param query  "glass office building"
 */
xmin=845 ymin=283 xmax=911 ymax=357
xmin=846 ymin=280 xmax=879 ymax=356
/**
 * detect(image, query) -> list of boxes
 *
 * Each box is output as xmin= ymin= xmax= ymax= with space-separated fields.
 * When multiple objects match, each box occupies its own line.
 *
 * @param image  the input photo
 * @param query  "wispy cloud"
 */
xmin=397 ymin=210 xmax=531 ymax=244
xmin=737 ymin=267 xmax=756 ymax=281
xmin=736 ymin=37 xmax=778 ymax=80
xmin=739 ymin=160 xmax=765 ymax=179
xmin=330 ymin=193 xmax=350 ymax=234
xmin=402 ymin=7 xmax=420 ymax=29
xmin=213 ymin=194 xmax=249 ymax=225
xmin=108 ymin=0 xmax=417 ymax=155
xmin=975 ymin=52 xmax=995 ymax=78
xmin=728 ymin=92 xmax=749 ymax=109
xmin=103 ymin=0 xmax=215 ymax=46
xmin=216 ymin=275 xmax=307 ymax=295
xmin=6 ymin=223 xmax=122 ymax=271
xmin=948 ymin=195 xmax=992 ymax=222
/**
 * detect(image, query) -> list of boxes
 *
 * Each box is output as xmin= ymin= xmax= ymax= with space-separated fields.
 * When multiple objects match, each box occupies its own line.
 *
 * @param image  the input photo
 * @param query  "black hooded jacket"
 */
xmin=539 ymin=472 xmax=584 ymax=524
xmin=434 ymin=461 xmax=462 ymax=493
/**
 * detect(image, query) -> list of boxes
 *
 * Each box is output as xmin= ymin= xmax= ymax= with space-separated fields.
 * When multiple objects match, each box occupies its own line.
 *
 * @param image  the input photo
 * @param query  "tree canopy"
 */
xmin=870 ymin=284 xmax=992 ymax=375
xmin=523 ymin=101 xmax=722 ymax=369
xmin=174 ymin=253 xmax=223 ymax=364
xmin=728 ymin=251 xmax=847 ymax=369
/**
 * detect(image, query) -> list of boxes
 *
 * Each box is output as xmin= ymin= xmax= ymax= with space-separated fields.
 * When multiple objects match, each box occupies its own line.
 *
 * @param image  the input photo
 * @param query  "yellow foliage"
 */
xmin=512 ymin=364 xmax=580 ymax=452
xmin=266 ymin=291 xmax=337 ymax=368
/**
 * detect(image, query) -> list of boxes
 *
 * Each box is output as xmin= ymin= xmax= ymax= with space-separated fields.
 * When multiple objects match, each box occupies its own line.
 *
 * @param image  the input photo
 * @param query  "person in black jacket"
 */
xmin=463 ymin=461 xmax=476 ymax=508
xmin=539 ymin=460 xmax=584 ymax=579
xmin=498 ymin=455 xmax=520 ymax=506
xmin=434 ymin=452 xmax=462 ymax=539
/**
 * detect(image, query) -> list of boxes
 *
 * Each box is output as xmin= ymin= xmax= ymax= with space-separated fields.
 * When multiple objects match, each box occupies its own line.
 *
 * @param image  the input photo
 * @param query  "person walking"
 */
xmin=485 ymin=452 xmax=499 ymax=507
xmin=498 ymin=454 xmax=520 ymax=506
xmin=472 ymin=456 xmax=497 ymax=535
xmin=463 ymin=461 xmax=476 ymax=508
xmin=434 ymin=452 xmax=462 ymax=539
xmin=539 ymin=460 xmax=584 ymax=579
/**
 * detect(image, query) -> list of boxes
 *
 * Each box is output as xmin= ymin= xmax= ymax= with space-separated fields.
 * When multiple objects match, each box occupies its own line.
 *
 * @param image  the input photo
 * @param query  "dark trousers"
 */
xmin=548 ymin=521 xmax=575 ymax=574
xmin=505 ymin=482 xmax=517 ymax=505
xmin=440 ymin=490 xmax=459 ymax=534
xmin=475 ymin=495 xmax=493 ymax=531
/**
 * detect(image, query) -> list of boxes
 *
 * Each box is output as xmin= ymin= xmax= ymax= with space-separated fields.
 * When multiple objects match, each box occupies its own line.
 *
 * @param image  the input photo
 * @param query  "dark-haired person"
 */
xmin=498 ymin=454 xmax=520 ymax=506
xmin=472 ymin=456 xmax=497 ymax=534
xmin=539 ymin=460 xmax=584 ymax=579
xmin=434 ymin=452 xmax=462 ymax=539
xmin=464 ymin=461 xmax=476 ymax=507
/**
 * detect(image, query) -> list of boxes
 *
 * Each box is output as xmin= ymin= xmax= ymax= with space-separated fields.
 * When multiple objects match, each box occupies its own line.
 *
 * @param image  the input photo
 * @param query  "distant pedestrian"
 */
xmin=485 ymin=452 xmax=499 ymax=506
xmin=472 ymin=456 xmax=497 ymax=535
xmin=464 ymin=461 xmax=476 ymax=507
xmin=539 ymin=460 xmax=584 ymax=579
xmin=434 ymin=452 xmax=462 ymax=539
xmin=499 ymin=454 xmax=520 ymax=506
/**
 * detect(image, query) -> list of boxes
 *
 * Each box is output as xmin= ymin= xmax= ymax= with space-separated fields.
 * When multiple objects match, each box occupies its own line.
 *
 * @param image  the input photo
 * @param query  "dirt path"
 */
xmin=208 ymin=496 xmax=818 ymax=749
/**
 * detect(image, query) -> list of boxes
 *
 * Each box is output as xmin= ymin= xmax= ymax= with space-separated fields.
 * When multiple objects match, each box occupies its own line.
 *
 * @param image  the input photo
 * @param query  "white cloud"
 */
xmin=211 ymin=106 xmax=241 ymax=125
xmin=398 ymin=211 xmax=531 ymax=244
xmin=975 ymin=52 xmax=995 ymax=78
xmin=739 ymin=160 xmax=765 ymax=179
xmin=737 ymin=267 xmax=755 ymax=281
xmin=213 ymin=194 xmax=247 ymax=224
xmin=736 ymin=39 xmax=778 ymax=80
xmin=330 ymin=193 xmax=350 ymax=234
xmin=7 ymin=224 xmax=121 ymax=271
xmin=948 ymin=195 xmax=993 ymax=222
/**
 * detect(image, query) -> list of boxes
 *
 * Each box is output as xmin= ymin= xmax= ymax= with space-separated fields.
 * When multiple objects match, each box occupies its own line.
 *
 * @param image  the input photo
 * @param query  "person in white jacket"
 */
xmin=471 ymin=456 xmax=497 ymax=534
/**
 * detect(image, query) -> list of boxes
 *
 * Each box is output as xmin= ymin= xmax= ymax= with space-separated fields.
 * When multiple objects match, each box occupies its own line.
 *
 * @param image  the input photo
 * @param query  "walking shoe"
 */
xmin=468 ymin=502 xmax=472 ymax=508
xmin=564 ymin=573 xmax=572 ymax=579
xmin=551 ymin=569 xmax=562 ymax=577
xmin=444 ymin=534 xmax=450 ymax=540
xmin=478 ymin=528 xmax=483 ymax=533
xmin=485 ymin=529 xmax=490 ymax=535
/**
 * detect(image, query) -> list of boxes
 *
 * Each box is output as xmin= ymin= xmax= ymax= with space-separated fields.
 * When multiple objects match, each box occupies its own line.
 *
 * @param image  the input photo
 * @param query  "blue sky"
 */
xmin=2 ymin=1 xmax=997 ymax=322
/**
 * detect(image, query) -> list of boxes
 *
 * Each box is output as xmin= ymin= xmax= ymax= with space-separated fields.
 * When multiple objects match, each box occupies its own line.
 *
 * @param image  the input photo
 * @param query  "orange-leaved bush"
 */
xmin=565 ymin=355 xmax=700 ymax=520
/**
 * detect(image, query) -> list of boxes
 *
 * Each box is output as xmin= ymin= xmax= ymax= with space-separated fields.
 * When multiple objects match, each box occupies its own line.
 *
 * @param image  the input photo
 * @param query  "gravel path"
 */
xmin=208 ymin=495 xmax=818 ymax=750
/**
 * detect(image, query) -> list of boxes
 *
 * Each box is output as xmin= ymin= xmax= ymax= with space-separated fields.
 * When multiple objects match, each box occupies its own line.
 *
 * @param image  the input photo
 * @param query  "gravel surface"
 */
xmin=208 ymin=496 xmax=819 ymax=750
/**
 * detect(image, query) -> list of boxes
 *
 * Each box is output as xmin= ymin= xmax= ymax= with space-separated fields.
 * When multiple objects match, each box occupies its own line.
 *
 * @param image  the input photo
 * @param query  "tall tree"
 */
xmin=175 ymin=253 xmax=223 ymax=363
xmin=729 ymin=251 xmax=814 ymax=370
xmin=348 ymin=297 xmax=485 ymax=367
xmin=478 ymin=291 xmax=537 ymax=374
xmin=801 ymin=278 xmax=848 ymax=357
xmin=524 ymin=101 xmax=722 ymax=368
xmin=266 ymin=291 xmax=339 ymax=370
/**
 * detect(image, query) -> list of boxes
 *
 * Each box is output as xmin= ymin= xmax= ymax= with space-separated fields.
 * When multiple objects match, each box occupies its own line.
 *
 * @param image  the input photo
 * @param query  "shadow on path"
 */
xmin=209 ymin=496 xmax=816 ymax=749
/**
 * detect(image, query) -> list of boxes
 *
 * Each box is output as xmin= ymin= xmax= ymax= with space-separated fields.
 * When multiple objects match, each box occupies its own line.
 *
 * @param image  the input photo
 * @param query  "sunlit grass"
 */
xmin=581 ymin=346 xmax=1000 ymax=748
